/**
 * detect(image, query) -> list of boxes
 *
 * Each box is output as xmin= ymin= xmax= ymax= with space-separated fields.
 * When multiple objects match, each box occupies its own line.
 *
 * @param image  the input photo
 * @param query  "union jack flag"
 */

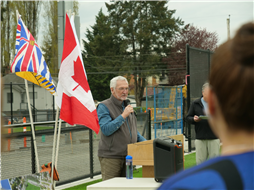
xmin=11 ymin=15 xmax=56 ymax=95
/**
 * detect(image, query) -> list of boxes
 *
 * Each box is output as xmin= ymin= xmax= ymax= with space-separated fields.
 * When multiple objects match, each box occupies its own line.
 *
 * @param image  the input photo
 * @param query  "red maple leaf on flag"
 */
xmin=72 ymin=56 xmax=90 ymax=92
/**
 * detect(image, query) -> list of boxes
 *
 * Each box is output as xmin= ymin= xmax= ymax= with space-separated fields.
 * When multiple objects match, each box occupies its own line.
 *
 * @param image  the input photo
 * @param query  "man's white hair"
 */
xmin=110 ymin=76 xmax=128 ymax=89
xmin=202 ymin=82 xmax=209 ymax=92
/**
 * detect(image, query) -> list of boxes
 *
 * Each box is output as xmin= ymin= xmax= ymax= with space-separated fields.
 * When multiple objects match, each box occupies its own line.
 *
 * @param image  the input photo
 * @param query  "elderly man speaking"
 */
xmin=97 ymin=76 xmax=146 ymax=181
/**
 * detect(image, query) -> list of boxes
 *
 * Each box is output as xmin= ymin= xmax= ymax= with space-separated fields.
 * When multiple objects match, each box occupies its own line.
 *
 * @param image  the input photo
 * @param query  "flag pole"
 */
xmin=51 ymin=106 xmax=60 ymax=183
xmin=54 ymin=118 xmax=62 ymax=172
xmin=25 ymin=79 xmax=40 ymax=172
xmin=16 ymin=10 xmax=40 ymax=173
xmin=53 ymin=118 xmax=62 ymax=189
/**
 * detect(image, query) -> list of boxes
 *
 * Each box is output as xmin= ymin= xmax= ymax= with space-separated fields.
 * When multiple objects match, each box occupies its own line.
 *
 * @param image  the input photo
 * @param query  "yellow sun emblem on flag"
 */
xmin=30 ymin=40 xmax=35 ymax=46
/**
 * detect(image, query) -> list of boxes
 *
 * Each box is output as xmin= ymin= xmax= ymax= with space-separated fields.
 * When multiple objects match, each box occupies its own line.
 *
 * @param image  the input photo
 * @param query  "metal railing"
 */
xmin=1 ymin=111 xmax=151 ymax=186
xmin=2 ymin=82 xmax=151 ymax=185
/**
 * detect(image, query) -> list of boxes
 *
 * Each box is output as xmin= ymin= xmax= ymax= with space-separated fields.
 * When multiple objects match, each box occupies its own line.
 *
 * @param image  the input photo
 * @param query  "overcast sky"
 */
xmin=77 ymin=0 xmax=254 ymax=48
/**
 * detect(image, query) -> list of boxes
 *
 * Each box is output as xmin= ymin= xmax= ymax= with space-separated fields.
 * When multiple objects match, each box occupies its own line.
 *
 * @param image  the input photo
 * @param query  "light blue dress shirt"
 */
xmin=201 ymin=97 xmax=208 ymax=115
xmin=97 ymin=103 xmax=146 ymax=142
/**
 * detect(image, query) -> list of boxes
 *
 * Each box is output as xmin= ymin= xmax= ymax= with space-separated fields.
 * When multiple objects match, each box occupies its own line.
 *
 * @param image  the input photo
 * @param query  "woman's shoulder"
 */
xmin=158 ymin=152 xmax=254 ymax=190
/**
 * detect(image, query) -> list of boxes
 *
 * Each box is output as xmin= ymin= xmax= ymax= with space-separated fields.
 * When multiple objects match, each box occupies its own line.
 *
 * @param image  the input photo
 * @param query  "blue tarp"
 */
xmin=1 ymin=179 xmax=11 ymax=190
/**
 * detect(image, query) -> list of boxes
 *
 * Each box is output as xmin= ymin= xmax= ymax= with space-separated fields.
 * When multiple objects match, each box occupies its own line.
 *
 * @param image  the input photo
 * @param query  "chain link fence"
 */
xmin=1 ymin=111 xmax=151 ymax=186
xmin=1 ymin=82 xmax=151 ymax=186
xmin=186 ymin=45 xmax=214 ymax=152
xmin=145 ymin=86 xmax=183 ymax=139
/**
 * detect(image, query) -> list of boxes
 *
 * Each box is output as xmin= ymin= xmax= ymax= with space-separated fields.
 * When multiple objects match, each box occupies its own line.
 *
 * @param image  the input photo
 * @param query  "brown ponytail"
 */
xmin=209 ymin=22 xmax=254 ymax=132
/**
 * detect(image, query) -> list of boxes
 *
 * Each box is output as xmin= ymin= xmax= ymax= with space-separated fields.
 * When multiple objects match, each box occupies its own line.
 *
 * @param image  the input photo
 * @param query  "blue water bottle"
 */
xmin=126 ymin=155 xmax=133 ymax=179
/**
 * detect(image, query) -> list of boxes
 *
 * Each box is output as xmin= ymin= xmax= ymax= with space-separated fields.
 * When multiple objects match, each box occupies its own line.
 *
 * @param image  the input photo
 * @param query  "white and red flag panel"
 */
xmin=56 ymin=14 xmax=100 ymax=134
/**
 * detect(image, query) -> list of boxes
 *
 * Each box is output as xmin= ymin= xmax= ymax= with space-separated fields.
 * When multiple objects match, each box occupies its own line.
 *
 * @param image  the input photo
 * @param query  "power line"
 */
xmin=84 ymin=64 xmax=185 ymax=69
xmin=86 ymin=68 xmax=186 ymax=75
xmin=84 ymin=52 xmax=185 ymax=58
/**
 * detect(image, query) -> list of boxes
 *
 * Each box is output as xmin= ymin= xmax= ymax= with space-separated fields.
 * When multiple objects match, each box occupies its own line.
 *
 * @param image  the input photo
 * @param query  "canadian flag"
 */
xmin=56 ymin=14 xmax=100 ymax=134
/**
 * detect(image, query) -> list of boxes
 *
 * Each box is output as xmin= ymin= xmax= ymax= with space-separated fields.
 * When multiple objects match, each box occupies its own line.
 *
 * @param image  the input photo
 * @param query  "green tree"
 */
xmin=41 ymin=0 xmax=79 ymax=77
xmin=1 ymin=6 xmax=7 ymax=21
xmin=19 ymin=1 xmax=41 ymax=40
xmin=1 ymin=1 xmax=16 ymax=75
xmin=0 ymin=3 xmax=6 ymax=73
xmin=73 ymin=0 xmax=79 ymax=15
xmin=1 ymin=1 xmax=42 ymax=76
xmin=83 ymin=1 xmax=183 ymax=105
xmin=41 ymin=1 xmax=58 ymax=77
xmin=0 ymin=0 xmax=14 ymax=75
xmin=82 ymin=9 xmax=121 ymax=101
xmin=164 ymin=24 xmax=218 ymax=86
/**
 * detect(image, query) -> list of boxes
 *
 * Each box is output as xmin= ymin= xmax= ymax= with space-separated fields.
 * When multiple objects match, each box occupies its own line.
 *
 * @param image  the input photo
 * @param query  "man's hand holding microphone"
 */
xmin=122 ymin=105 xmax=134 ymax=119
xmin=122 ymin=99 xmax=133 ymax=119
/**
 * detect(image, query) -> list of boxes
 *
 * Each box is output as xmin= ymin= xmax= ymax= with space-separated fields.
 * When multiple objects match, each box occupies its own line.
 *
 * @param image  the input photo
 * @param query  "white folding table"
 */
xmin=87 ymin=177 xmax=161 ymax=190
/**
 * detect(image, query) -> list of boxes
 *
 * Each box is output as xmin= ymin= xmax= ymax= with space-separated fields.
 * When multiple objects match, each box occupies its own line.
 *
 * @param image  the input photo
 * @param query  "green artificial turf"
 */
xmin=64 ymin=179 xmax=102 ymax=190
xmin=63 ymin=152 xmax=197 ymax=190
xmin=133 ymin=166 xmax=143 ymax=177
xmin=184 ymin=152 xmax=196 ymax=169
xmin=3 ymin=126 xmax=54 ymax=134
xmin=26 ymin=183 xmax=40 ymax=190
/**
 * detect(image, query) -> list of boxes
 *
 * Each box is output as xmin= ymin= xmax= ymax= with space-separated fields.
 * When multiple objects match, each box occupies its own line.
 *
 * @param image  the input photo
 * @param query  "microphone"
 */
xmin=124 ymin=99 xmax=137 ymax=117
xmin=124 ymin=99 xmax=131 ymax=107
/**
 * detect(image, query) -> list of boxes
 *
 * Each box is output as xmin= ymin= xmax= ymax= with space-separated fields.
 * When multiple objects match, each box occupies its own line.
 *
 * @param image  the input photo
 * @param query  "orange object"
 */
xmin=23 ymin=117 xmax=27 ymax=132
xmin=8 ymin=123 xmax=11 ymax=151
xmin=22 ymin=117 xmax=27 ymax=147
xmin=24 ymin=137 xmax=27 ymax=147
xmin=70 ymin=132 xmax=72 ymax=141
xmin=8 ymin=139 xmax=11 ymax=151
xmin=40 ymin=162 xmax=59 ymax=181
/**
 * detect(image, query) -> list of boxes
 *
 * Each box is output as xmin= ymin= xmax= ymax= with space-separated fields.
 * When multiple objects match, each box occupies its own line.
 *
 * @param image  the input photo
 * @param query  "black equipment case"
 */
xmin=153 ymin=137 xmax=183 ymax=182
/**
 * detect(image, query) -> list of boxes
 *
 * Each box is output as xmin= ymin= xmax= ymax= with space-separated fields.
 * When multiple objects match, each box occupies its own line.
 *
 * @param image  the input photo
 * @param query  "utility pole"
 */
xmin=227 ymin=15 xmax=230 ymax=40
xmin=58 ymin=1 xmax=80 ymax=70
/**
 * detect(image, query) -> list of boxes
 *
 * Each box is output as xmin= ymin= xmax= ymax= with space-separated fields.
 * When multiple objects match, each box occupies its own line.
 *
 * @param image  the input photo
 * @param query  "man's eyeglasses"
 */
xmin=117 ymin=87 xmax=129 ymax=91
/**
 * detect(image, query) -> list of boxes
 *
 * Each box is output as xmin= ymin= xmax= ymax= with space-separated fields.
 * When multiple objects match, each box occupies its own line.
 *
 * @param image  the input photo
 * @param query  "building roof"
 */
xmin=2 ymin=73 xmax=26 ymax=84
xmin=2 ymin=73 xmax=58 ymax=85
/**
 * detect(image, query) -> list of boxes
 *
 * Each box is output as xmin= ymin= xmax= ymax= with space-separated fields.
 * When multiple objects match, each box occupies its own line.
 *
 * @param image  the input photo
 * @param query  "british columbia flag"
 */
xmin=11 ymin=15 xmax=56 ymax=95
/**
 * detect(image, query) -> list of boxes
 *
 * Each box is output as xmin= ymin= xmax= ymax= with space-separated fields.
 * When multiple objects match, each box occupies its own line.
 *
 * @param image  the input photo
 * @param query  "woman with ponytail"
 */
xmin=158 ymin=22 xmax=254 ymax=190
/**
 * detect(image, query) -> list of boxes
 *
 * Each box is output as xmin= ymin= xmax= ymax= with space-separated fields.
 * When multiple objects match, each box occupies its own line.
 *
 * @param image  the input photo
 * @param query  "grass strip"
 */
xmin=64 ymin=179 xmax=102 ymax=190
xmin=26 ymin=183 xmax=40 ymax=190
xmin=3 ymin=126 xmax=54 ymax=133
